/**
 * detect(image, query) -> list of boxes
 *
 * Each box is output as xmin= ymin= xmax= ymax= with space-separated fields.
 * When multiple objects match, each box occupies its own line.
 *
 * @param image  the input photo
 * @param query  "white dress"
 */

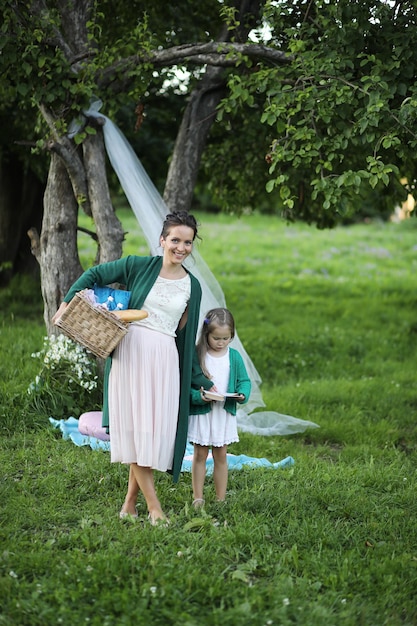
xmin=108 ymin=275 xmax=190 ymax=471
xmin=188 ymin=348 xmax=239 ymax=447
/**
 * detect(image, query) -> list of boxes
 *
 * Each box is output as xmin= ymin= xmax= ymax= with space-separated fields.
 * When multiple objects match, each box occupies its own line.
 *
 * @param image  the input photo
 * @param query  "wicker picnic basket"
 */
xmin=55 ymin=291 xmax=128 ymax=359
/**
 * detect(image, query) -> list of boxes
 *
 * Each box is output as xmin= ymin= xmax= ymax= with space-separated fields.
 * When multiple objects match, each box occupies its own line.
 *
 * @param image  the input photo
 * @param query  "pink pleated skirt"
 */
xmin=108 ymin=324 xmax=179 ymax=471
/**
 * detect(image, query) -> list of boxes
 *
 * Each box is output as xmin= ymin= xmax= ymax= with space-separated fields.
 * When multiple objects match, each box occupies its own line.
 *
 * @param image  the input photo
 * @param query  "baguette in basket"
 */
xmin=112 ymin=309 xmax=148 ymax=322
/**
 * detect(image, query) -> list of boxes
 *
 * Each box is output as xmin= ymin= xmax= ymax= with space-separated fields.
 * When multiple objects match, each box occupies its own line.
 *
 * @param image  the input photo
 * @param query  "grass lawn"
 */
xmin=0 ymin=210 xmax=416 ymax=625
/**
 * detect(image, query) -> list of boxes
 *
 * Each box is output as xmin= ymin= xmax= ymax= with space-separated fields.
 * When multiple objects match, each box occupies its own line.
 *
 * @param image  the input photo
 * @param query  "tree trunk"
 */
xmin=163 ymin=0 xmax=262 ymax=212
xmin=32 ymin=121 xmax=126 ymax=335
xmin=82 ymin=121 xmax=125 ymax=264
xmin=39 ymin=153 xmax=83 ymax=335
xmin=163 ymin=66 xmax=228 ymax=212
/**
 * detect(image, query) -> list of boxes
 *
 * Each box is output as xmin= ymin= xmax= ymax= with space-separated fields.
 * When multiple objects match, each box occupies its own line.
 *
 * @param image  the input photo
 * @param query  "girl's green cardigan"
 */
xmin=190 ymin=347 xmax=251 ymax=415
xmin=64 ymin=255 xmax=211 ymax=482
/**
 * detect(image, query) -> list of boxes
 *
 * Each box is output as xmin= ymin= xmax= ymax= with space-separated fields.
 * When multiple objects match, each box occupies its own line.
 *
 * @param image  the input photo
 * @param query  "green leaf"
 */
xmin=17 ymin=83 xmax=29 ymax=96
xmin=73 ymin=133 xmax=85 ymax=145
xmin=266 ymin=179 xmax=275 ymax=193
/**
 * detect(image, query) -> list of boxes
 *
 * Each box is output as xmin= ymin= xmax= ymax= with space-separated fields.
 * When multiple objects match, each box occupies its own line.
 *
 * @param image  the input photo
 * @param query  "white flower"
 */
xmin=29 ymin=334 xmax=99 ymax=393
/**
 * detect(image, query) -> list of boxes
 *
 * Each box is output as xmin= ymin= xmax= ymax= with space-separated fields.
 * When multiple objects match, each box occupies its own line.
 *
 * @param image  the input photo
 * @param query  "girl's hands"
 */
xmin=200 ymin=386 xmax=215 ymax=403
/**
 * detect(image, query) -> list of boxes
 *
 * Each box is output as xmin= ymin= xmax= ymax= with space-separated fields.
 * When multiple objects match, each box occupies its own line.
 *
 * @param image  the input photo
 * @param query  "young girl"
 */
xmin=188 ymin=308 xmax=251 ymax=507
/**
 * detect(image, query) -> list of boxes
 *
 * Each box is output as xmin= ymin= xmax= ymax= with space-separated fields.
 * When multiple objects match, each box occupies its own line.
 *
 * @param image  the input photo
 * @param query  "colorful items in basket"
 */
xmin=92 ymin=284 xmax=131 ymax=311
xmin=87 ymin=285 xmax=148 ymax=322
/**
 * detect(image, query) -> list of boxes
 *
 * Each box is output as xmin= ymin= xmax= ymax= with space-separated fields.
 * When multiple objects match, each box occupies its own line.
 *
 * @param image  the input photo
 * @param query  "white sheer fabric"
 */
xmin=82 ymin=100 xmax=319 ymax=436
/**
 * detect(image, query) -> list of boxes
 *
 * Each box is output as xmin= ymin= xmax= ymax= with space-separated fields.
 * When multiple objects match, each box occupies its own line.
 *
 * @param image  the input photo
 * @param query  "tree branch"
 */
xmin=152 ymin=42 xmax=291 ymax=66
xmin=39 ymin=104 xmax=91 ymax=215
xmin=27 ymin=227 xmax=41 ymax=263
xmin=98 ymin=41 xmax=291 ymax=89
xmin=46 ymin=139 xmax=91 ymax=213
xmin=77 ymin=225 xmax=98 ymax=241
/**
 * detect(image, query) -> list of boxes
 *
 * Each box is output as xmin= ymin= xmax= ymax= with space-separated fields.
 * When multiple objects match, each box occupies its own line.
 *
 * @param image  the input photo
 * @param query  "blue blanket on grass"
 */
xmin=49 ymin=417 xmax=295 ymax=474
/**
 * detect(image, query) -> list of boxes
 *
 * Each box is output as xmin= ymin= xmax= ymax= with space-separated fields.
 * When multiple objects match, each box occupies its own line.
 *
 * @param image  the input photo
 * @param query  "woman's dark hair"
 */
xmin=160 ymin=211 xmax=200 ymax=241
xmin=197 ymin=308 xmax=236 ymax=378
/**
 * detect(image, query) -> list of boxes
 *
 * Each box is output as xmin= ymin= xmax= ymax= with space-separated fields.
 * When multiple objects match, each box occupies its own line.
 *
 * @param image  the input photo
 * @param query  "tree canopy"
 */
xmin=1 ymin=0 xmax=417 ymax=300
xmin=2 ymin=0 xmax=289 ymax=327
xmin=215 ymin=0 xmax=417 ymax=225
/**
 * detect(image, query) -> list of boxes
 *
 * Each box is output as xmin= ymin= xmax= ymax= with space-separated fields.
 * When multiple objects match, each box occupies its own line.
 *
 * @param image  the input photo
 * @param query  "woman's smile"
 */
xmin=161 ymin=225 xmax=194 ymax=264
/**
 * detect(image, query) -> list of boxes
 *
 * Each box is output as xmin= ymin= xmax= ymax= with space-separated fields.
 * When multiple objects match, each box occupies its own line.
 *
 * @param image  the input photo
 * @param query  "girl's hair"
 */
xmin=160 ymin=211 xmax=200 ymax=241
xmin=197 ymin=308 xmax=235 ymax=378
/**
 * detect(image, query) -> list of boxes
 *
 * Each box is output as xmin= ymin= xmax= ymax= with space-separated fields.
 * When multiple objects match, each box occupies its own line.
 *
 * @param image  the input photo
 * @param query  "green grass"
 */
xmin=1 ymin=211 xmax=417 ymax=625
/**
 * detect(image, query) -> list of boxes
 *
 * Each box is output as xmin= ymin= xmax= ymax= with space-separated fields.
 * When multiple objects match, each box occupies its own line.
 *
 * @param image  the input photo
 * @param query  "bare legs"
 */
xmin=212 ymin=445 xmax=228 ymax=502
xmin=120 ymin=444 xmax=229 ymax=519
xmin=119 ymin=464 xmax=167 ymax=523
xmin=192 ymin=443 xmax=228 ymax=505
xmin=119 ymin=466 xmax=140 ymax=516
xmin=192 ymin=444 xmax=209 ymax=504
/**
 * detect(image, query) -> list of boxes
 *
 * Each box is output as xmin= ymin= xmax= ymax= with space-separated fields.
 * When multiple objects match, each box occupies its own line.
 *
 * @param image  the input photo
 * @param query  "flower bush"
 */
xmin=27 ymin=334 xmax=103 ymax=418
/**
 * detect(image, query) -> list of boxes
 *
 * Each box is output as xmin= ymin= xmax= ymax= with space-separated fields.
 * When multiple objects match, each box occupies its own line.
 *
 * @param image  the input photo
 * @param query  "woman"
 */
xmin=53 ymin=211 xmax=212 ymax=524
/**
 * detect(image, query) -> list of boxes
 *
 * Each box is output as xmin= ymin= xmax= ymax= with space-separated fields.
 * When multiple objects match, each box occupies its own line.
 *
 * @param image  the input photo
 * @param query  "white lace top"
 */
xmin=133 ymin=274 xmax=191 ymax=337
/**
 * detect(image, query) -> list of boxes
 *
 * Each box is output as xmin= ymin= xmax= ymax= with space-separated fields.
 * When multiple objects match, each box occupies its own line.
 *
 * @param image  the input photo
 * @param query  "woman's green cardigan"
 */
xmin=64 ymin=255 xmax=211 ymax=482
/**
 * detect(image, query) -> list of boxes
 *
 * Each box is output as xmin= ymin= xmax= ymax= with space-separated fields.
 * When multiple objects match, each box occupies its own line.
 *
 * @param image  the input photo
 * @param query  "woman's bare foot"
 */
xmin=148 ymin=508 xmax=169 ymax=526
xmin=119 ymin=498 xmax=138 ymax=518
xmin=119 ymin=508 xmax=138 ymax=519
